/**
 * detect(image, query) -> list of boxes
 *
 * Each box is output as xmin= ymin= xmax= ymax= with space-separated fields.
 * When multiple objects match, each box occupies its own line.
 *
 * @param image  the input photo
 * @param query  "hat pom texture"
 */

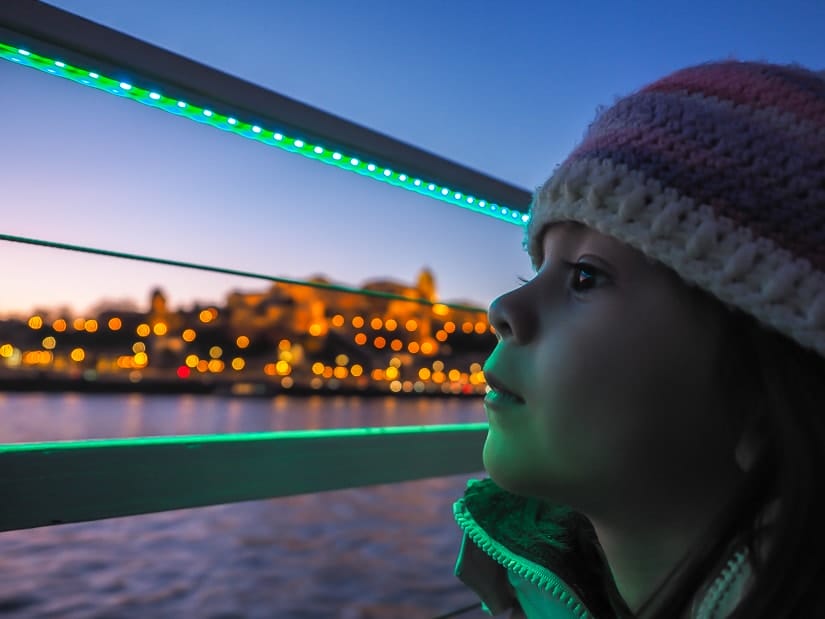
xmin=526 ymin=61 xmax=825 ymax=358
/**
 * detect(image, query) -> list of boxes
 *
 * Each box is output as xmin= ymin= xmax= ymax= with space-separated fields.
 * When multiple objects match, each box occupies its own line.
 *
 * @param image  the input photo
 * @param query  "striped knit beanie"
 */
xmin=526 ymin=60 xmax=825 ymax=359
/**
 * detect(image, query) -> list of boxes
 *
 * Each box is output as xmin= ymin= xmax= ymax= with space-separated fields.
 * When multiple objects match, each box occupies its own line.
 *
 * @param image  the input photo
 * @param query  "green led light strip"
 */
xmin=1 ymin=423 xmax=490 ymax=452
xmin=0 ymin=42 xmax=529 ymax=226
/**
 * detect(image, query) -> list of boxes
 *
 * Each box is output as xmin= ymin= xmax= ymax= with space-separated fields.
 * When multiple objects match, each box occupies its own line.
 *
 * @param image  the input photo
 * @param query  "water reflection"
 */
xmin=0 ymin=393 xmax=485 ymax=443
xmin=0 ymin=393 xmax=489 ymax=618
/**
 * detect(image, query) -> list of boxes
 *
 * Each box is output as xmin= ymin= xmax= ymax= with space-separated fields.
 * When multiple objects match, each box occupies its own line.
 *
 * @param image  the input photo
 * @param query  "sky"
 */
xmin=1 ymin=0 xmax=824 ymax=317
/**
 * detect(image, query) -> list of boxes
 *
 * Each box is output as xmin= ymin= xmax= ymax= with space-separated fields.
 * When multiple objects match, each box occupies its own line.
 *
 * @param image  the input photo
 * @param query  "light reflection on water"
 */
xmin=0 ymin=393 xmax=490 ymax=618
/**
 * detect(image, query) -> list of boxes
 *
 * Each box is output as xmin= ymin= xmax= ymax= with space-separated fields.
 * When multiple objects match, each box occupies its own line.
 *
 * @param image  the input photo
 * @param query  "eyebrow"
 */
xmin=541 ymin=221 xmax=590 ymax=246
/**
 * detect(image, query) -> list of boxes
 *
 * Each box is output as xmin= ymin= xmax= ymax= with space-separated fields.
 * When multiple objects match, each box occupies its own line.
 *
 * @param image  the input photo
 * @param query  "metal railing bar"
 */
xmin=0 ymin=423 xmax=488 ymax=532
xmin=0 ymin=0 xmax=532 ymax=212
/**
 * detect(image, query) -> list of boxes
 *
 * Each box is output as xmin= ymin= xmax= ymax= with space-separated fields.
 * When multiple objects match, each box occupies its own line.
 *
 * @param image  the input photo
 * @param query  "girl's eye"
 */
xmin=566 ymin=261 xmax=603 ymax=293
xmin=516 ymin=262 xmax=605 ymax=292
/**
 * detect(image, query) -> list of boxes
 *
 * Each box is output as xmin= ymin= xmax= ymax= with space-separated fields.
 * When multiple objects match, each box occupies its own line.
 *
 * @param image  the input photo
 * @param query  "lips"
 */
xmin=483 ymin=369 xmax=525 ymax=404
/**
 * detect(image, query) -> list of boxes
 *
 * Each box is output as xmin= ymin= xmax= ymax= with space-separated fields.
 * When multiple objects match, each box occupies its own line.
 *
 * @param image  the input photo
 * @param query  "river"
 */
xmin=0 ymin=393 xmax=491 ymax=619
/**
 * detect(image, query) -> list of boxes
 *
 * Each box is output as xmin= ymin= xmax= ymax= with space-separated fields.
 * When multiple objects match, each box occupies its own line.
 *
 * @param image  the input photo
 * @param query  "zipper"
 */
xmin=695 ymin=548 xmax=749 ymax=619
xmin=454 ymin=497 xmax=592 ymax=618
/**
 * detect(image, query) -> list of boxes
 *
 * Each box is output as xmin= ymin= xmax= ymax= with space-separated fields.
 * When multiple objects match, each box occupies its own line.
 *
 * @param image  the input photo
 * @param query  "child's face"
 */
xmin=483 ymin=221 xmax=743 ymax=515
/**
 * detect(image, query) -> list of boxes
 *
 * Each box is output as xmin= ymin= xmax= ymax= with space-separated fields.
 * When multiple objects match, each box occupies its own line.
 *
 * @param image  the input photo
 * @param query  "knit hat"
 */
xmin=526 ymin=60 xmax=825 ymax=359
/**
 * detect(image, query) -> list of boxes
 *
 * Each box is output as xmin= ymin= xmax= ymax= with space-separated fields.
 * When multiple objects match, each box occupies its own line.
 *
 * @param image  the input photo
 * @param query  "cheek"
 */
xmin=554 ymin=320 xmax=730 ymax=476
xmin=529 ymin=318 xmax=686 ymax=471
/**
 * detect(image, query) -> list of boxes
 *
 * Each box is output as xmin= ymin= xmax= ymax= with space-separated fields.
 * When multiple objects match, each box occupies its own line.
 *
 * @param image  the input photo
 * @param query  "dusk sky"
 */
xmin=2 ymin=1 xmax=824 ymax=317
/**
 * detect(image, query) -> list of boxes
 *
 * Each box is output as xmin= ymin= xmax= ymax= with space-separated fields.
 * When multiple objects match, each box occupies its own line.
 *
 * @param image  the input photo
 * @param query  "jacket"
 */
xmin=453 ymin=478 xmax=754 ymax=618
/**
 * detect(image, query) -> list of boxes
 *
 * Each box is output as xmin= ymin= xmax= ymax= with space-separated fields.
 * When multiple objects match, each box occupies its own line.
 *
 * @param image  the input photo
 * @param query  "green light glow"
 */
xmin=0 ymin=423 xmax=490 ymax=452
xmin=0 ymin=42 xmax=529 ymax=226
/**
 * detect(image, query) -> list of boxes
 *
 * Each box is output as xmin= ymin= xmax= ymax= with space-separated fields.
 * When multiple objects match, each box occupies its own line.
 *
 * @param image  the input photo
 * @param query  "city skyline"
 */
xmin=0 ymin=264 xmax=494 ymax=397
xmin=0 ymin=258 xmax=486 ymax=319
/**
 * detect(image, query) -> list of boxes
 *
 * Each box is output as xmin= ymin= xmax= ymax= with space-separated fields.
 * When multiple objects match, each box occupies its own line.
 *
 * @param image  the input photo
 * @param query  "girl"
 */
xmin=453 ymin=61 xmax=825 ymax=618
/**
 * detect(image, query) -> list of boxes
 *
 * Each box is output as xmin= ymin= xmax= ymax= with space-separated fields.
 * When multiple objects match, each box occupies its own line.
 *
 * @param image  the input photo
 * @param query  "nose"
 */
xmin=488 ymin=284 xmax=537 ymax=345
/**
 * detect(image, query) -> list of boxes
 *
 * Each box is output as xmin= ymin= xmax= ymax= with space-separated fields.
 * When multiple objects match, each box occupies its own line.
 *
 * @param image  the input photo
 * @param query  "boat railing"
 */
xmin=1 ymin=2 xmax=531 ymax=615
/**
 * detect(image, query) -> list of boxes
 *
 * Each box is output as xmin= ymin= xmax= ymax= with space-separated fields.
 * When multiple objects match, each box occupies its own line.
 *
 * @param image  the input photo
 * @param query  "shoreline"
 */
xmin=0 ymin=376 xmax=485 ymax=399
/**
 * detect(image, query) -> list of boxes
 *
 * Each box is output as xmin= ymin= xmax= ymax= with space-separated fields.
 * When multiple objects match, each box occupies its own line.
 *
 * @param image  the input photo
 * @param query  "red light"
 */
xmin=177 ymin=366 xmax=190 ymax=379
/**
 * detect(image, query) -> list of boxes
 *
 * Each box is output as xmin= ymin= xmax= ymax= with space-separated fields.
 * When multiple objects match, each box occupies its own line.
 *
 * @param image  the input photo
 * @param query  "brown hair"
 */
xmin=655 ymin=304 xmax=825 ymax=617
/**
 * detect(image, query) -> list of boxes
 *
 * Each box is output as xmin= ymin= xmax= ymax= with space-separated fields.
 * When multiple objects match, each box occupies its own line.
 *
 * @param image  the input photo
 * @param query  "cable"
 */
xmin=0 ymin=233 xmax=485 ymax=313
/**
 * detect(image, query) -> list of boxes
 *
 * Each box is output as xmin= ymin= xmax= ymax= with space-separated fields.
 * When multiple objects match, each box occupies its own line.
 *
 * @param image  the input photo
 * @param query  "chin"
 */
xmin=483 ymin=440 xmax=537 ymax=496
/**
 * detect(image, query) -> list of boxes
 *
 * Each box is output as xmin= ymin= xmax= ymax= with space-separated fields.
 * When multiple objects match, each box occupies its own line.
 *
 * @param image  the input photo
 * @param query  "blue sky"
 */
xmin=1 ymin=0 xmax=823 ymax=316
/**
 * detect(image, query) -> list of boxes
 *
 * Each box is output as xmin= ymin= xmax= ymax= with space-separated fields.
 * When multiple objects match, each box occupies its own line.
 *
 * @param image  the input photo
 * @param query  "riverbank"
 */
xmin=0 ymin=375 xmax=484 ymax=399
